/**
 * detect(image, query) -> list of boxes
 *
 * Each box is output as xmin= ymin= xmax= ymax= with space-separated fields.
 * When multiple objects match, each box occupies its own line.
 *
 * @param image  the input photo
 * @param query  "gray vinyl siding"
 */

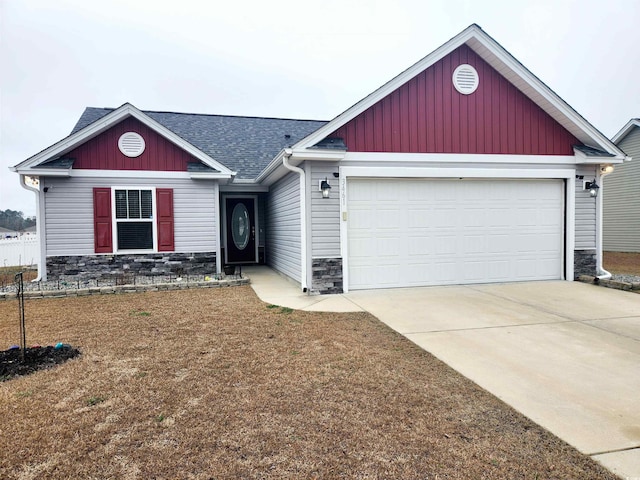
xmin=266 ymin=172 xmax=301 ymax=282
xmin=43 ymin=176 xmax=217 ymax=256
xmin=309 ymin=163 xmax=341 ymax=258
xmin=604 ymin=127 xmax=640 ymax=252
xmin=575 ymin=164 xmax=597 ymax=250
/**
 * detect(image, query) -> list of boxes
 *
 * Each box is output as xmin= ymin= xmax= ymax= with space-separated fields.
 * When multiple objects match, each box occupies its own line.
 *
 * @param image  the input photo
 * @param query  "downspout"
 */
xmin=282 ymin=149 xmax=308 ymax=292
xmin=596 ymin=168 xmax=612 ymax=280
xmin=19 ymin=175 xmax=45 ymax=281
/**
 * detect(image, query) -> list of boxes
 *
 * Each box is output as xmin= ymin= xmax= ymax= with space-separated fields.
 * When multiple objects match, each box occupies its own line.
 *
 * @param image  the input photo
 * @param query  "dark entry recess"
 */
xmin=225 ymin=197 xmax=257 ymax=264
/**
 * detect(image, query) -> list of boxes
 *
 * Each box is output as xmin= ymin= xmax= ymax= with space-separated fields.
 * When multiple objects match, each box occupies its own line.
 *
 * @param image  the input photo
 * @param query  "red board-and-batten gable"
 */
xmin=329 ymin=45 xmax=580 ymax=155
xmin=68 ymin=117 xmax=197 ymax=171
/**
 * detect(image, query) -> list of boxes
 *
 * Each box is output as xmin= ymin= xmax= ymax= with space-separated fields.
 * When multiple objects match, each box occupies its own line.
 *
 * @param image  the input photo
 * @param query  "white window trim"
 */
xmin=111 ymin=186 xmax=158 ymax=253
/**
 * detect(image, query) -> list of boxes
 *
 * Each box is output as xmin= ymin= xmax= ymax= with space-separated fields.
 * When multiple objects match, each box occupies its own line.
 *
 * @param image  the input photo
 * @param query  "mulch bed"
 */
xmin=0 ymin=345 xmax=80 ymax=381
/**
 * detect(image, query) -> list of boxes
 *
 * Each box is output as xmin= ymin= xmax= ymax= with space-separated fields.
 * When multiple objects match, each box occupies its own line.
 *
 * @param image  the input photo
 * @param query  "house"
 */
xmin=11 ymin=24 xmax=628 ymax=293
xmin=0 ymin=227 xmax=19 ymax=239
xmin=603 ymin=119 xmax=639 ymax=252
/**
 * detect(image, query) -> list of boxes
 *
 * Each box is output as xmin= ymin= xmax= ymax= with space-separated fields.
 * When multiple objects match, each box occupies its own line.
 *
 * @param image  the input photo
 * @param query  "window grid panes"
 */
xmin=114 ymin=189 xmax=154 ymax=250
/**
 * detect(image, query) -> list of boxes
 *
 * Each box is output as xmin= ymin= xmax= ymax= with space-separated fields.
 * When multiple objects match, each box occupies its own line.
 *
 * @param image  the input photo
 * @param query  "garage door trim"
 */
xmin=338 ymin=166 xmax=576 ymax=293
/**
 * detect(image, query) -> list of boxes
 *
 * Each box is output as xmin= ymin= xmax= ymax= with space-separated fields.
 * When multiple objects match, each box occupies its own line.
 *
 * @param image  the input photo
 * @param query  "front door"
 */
xmin=224 ymin=197 xmax=257 ymax=264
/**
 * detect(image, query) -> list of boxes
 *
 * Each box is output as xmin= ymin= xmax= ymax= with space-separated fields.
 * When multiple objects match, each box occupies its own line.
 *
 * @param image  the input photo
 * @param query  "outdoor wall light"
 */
xmin=600 ymin=165 xmax=614 ymax=175
xmin=319 ymin=178 xmax=332 ymax=198
xmin=585 ymin=179 xmax=600 ymax=198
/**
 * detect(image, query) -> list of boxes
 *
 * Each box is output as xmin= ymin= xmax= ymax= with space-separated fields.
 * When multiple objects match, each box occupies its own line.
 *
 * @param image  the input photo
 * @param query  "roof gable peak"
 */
xmin=612 ymin=118 xmax=640 ymax=144
xmin=293 ymin=24 xmax=624 ymax=159
xmin=12 ymin=103 xmax=235 ymax=176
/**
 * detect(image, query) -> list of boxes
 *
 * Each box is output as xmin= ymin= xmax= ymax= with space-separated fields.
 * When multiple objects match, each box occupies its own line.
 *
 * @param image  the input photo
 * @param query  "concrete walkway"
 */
xmin=244 ymin=266 xmax=640 ymax=478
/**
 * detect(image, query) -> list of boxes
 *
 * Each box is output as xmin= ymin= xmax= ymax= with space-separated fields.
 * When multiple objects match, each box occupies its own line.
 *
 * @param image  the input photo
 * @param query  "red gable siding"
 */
xmin=69 ymin=117 xmax=196 ymax=171
xmin=331 ymin=45 xmax=579 ymax=155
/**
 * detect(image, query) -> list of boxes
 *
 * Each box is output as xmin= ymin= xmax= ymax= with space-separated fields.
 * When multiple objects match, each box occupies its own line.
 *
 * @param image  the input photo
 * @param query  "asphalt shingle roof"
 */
xmin=71 ymin=108 xmax=328 ymax=179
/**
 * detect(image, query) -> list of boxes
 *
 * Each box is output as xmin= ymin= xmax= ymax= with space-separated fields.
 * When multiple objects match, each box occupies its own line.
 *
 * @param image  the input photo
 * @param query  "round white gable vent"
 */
xmin=118 ymin=132 xmax=146 ymax=157
xmin=452 ymin=64 xmax=479 ymax=95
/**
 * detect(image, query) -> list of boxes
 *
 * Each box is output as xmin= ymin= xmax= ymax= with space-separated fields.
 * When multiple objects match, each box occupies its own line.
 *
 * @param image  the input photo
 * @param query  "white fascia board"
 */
xmin=292 ymin=24 xmax=623 ymax=159
xmin=340 ymin=165 xmax=575 ymax=180
xmin=255 ymin=148 xmax=345 ymax=185
xmin=255 ymin=149 xmax=287 ymax=184
xmin=343 ymin=152 xmax=577 ymax=165
xmin=258 ymin=163 xmax=292 ymax=186
xmin=289 ymin=149 xmax=346 ymax=161
xmin=12 ymin=168 xmax=71 ymax=177
xmin=12 ymin=103 xmax=233 ymax=175
xmin=572 ymin=148 xmax=626 ymax=164
xmin=68 ymin=169 xmax=199 ymax=179
xmin=612 ymin=119 xmax=640 ymax=144
xmin=219 ymin=184 xmax=269 ymax=193
xmin=189 ymin=172 xmax=234 ymax=180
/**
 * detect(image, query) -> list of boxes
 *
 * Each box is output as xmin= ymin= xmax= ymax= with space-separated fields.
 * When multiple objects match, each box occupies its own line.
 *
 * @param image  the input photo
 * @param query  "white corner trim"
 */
xmin=565 ymin=176 xmax=575 ymax=282
xmin=214 ymin=183 xmax=222 ymax=274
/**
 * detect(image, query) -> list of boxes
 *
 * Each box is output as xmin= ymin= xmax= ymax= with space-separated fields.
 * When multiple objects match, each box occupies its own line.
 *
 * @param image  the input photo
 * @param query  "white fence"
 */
xmin=0 ymin=236 xmax=39 ymax=267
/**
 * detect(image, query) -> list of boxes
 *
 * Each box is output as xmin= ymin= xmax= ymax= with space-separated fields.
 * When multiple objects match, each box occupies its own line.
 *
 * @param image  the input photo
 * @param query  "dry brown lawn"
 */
xmin=0 ymin=266 xmax=37 ymax=289
xmin=604 ymin=251 xmax=640 ymax=276
xmin=0 ymin=286 xmax=617 ymax=479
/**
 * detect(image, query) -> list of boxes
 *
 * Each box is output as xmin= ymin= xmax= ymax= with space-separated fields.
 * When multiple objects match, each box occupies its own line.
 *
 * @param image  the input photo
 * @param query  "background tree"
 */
xmin=0 ymin=209 xmax=36 ymax=231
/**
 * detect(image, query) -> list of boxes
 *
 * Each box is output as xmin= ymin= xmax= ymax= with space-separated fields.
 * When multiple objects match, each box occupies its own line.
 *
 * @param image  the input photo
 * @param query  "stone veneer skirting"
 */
xmin=46 ymin=252 xmax=216 ymax=280
xmin=574 ymin=249 xmax=597 ymax=279
xmin=0 ymin=277 xmax=249 ymax=301
xmin=311 ymin=257 xmax=343 ymax=295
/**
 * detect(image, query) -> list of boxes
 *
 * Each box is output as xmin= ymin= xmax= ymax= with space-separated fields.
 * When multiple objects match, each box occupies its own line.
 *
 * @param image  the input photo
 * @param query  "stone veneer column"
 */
xmin=574 ymin=250 xmax=597 ymax=278
xmin=311 ymin=258 xmax=343 ymax=294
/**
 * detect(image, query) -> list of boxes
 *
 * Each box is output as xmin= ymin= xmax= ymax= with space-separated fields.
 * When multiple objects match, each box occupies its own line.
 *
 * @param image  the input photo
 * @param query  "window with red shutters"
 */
xmin=92 ymin=187 xmax=174 ymax=253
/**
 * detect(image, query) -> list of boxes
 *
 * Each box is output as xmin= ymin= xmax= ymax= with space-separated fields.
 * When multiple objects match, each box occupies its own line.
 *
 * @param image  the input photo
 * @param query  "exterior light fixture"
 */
xmin=585 ymin=179 xmax=600 ymax=198
xmin=319 ymin=178 xmax=331 ymax=198
xmin=600 ymin=165 xmax=614 ymax=174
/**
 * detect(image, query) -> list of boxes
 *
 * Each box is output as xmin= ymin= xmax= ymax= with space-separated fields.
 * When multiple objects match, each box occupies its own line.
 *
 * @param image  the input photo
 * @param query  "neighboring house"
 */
xmin=603 ymin=119 xmax=639 ymax=252
xmin=21 ymin=225 xmax=37 ymax=236
xmin=0 ymin=227 xmax=17 ymax=239
xmin=11 ymin=24 xmax=628 ymax=293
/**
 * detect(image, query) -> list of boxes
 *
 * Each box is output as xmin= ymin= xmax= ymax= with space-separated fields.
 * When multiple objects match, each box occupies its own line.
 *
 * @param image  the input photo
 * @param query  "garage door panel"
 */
xmin=348 ymin=178 xmax=563 ymax=290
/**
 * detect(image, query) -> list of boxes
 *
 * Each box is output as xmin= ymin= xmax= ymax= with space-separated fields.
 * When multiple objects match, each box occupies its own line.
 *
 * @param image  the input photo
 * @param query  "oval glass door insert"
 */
xmin=231 ymin=203 xmax=250 ymax=250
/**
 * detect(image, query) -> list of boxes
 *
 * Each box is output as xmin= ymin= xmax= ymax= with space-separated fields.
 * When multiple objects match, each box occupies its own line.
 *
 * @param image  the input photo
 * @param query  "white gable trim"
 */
xmin=612 ymin=119 xmax=640 ymax=144
xmin=294 ymin=24 xmax=624 ymax=160
xmin=11 ymin=103 xmax=235 ymax=177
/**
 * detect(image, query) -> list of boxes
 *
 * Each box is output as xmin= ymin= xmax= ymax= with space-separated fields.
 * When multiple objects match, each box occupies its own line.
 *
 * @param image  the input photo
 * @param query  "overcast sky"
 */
xmin=1 ymin=0 xmax=638 ymax=216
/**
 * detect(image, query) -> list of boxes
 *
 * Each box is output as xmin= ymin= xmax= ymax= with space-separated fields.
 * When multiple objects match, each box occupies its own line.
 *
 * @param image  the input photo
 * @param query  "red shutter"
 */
xmin=93 ymin=188 xmax=113 ymax=253
xmin=156 ymin=188 xmax=175 ymax=252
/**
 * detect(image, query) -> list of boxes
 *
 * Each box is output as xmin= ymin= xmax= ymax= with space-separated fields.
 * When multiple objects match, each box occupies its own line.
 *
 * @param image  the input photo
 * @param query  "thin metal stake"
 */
xmin=14 ymin=272 xmax=26 ymax=362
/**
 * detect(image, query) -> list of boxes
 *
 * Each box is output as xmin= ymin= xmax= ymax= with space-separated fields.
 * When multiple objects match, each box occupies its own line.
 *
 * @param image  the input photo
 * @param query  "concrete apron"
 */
xmin=345 ymin=281 xmax=640 ymax=479
xmin=246 ymin=267 xmax=640 ymax=478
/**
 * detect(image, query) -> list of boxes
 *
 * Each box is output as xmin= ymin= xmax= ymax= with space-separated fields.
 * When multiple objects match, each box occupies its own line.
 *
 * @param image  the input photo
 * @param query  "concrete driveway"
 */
xmin=246 ymin=267 xmax=640 ymax=478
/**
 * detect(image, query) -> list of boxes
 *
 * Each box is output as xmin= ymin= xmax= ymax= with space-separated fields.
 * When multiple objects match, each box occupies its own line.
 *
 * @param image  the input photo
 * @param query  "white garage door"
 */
xmin=347 ymin=178 xmax=564 ymax=290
